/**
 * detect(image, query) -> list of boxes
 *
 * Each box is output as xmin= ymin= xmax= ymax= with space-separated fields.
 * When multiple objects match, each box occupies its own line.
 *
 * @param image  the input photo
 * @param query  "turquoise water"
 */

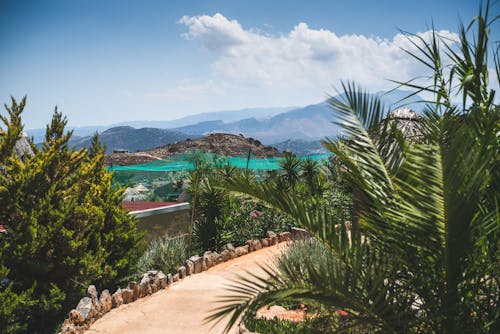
xmin=109 ymin=153 xmax=331 ymax=172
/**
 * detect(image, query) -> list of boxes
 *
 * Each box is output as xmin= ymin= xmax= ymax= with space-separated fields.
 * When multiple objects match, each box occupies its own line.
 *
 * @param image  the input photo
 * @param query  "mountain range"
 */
xmin=26 ymin=90 xmax=422 ymax=155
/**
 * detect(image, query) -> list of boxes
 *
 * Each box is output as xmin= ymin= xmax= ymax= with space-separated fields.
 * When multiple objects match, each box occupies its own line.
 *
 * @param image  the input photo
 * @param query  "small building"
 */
xmin=123 ymin=201 xmax=191 ymax=242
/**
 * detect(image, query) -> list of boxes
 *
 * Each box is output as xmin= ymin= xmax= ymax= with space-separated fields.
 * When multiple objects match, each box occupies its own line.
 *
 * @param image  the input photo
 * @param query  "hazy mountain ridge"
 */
xmin=26 ymin=90 xmax=423 ymax=153
xmin=273 ymin=139 xmax=328 ymax=156
xmin=169 ymin=90 xmax=423 ymax=143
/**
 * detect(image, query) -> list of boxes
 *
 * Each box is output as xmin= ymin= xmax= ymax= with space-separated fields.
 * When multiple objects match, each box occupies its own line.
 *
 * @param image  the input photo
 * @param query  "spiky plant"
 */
xmin=207 ymin=3 xmax=499 ymax=333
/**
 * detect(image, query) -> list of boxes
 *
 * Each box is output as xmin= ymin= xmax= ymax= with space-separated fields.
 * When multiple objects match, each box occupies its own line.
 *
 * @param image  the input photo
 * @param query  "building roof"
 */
xmin=122 ymin=201 xmax=179 ymax=211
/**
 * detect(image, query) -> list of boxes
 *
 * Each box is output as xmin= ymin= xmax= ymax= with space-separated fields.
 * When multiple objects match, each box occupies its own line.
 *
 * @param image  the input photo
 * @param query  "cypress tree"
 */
xmin=0 ymin=98 xmax=142 ymax=333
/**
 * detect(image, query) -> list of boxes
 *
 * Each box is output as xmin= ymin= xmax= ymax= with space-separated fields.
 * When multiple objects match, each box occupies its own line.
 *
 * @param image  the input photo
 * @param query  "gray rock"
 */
xmin=128 ymin=281 xmax=139 ymax=301
xmin=139 ymin=281 xmax=151 ymax=297
xmin=99 ymin=290 xmax=112 ymax=313
xmin=167 ymin=273 xmax=173 ymax=285
xmin=178 ymin=266 xmax=186 ymax=279
xmin=157 ymin=271 xmax=167 ymax=289
xmin=173 ymin=273 xmax=179 ymax=282
xmin=76 ymin=297 xmax=93 ymax=320
xmin=87 ymin=285 xmax=98 ymax=301
xmin=139 ymin=281 xmax=151 ymax=298
xmin=121 ymin=288 xmax=134 ymax=304
xmin=185 ymin=260 xmax=195 ymax=276
xmin=111 ymin=289 xmax=123 ymax=308
xmin=203 ymin=251 xmax=213 ymax=270
xmin=189 ymin=255 xmax=203 ymax=273
xmin=150 ymin=282 xmax=158 ymax=293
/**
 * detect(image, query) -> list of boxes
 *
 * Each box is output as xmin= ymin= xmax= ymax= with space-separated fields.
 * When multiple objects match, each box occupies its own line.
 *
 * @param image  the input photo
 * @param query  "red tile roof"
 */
xmin=0 ymin=224 xmax=6 ymax=233
xmin=122 ymin=201 xmax=179 ymax=212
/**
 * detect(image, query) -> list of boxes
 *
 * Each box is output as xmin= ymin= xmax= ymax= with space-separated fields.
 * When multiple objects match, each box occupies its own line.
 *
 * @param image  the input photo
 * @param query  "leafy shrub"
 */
xmin=226 ymin=199 xmax=293 ymax=246
xmin=136 ymin=234 xmax=187 ymax=276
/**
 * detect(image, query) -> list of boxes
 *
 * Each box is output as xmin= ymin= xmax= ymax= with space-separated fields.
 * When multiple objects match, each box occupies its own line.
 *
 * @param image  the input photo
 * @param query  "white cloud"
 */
xmin=178 ymin=13 xmax=460 ymax=94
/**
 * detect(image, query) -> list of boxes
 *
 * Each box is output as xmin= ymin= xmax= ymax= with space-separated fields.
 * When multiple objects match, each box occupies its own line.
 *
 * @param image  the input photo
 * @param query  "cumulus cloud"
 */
xmin=178 ymin=13 xmax=460 ymax=93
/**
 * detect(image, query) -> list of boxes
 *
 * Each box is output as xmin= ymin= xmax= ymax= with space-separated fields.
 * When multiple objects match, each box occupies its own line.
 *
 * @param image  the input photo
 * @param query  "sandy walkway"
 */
xmin=86 ymin=244 xmax=285 ymax=334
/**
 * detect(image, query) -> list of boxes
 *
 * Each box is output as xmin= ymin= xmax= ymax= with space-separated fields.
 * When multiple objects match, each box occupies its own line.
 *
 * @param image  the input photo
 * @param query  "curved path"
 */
xmin=85 ymin=244 xmax=286 ymax=334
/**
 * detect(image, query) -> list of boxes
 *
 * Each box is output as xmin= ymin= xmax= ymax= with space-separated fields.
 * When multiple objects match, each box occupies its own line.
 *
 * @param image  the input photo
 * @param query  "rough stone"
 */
xmin=226 ymin=243 xmax=237 ymax=259
xmin=266 ymin=231 xmax=277 ymax=239
xmin=253 ymin=239 xmax=262 ymax=250
xmin=167 ymin=273 xmax=173 ymax=286
xmin=150 ymin=282 xmax=158 ymax=293
xmin=121 ymin=288 xmax=134 ymax=304
xmin=260 ymin=238 xmax=269 ymax=248
xmin=203 ymin=251 xmax=213 ymax=270
xmin=111 ymin=289 xmax=123 ymax=308
xmin=87 ymin=285 xmax=101 ymax=316
xmin=210 ymin=251 xmax=220 ymax=265
xmin=76 ymin=297 xmax=93 ymax=321
xmin=68 ymin=309 xmax=85 ymax=324
xmin=139 ymin=281 xmax=151 ymax=298
xmin=220 ymin=249 xmax=231 ymax=262
xmin=278 ymin=231 xmax=292 ymax=242
xmin=128 ymin=281 xmax=139 ymax=301
xmin=235 ymin=245 xmax=249 ymax=257
xmin=291 ymin=227 xmax=310 ymax=239
xmin=157 ymin=272 xmax=167 ymax=289
xmin=269 ymin=235 xmax=278 ymax=245
xmin=178 ymin=266 xmax=186 ymax=279
xmin=246 ymin=240 xmax=254 ymax=252
xmin=87 ymin=285 xmax=98 ymax=301
xmin=173 ymin=273 xmax=179 ymax=282
xmin=99 ymin=290 xmax=112 ymax=314
xmin=185 ymin=260 xmax=194 ymax=276
xmin=189 ymin=255 xmax=203 ymax=273
xmin=60 ymin=321 xmax=78 ymax=334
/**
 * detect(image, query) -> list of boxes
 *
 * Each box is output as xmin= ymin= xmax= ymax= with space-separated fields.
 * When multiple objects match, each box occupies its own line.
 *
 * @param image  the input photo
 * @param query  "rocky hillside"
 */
xmin=69 ymin=126 xmax=194 ymax=153
xmin=105 ymin=133 xmax=282 ymax=166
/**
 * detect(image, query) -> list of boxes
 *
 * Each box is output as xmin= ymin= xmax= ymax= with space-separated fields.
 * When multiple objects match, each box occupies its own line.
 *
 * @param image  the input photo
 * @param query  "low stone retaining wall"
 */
xmin=59 ymin=228 xmax=310 ymax=334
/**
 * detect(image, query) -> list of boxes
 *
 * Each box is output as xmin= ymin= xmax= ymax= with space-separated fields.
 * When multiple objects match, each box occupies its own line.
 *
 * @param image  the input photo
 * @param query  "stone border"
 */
xmin=59 ymin=228 xmax=309 ymax=334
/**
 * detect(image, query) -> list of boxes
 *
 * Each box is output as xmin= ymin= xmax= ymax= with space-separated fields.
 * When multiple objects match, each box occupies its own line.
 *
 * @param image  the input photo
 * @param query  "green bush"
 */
xmin=136 ymin=234 xmax=187 ymax=276
xmin=0 ymin=98 xmax=142 ymax=333
xmin=225 ymin=199 xmax=294 ymax=246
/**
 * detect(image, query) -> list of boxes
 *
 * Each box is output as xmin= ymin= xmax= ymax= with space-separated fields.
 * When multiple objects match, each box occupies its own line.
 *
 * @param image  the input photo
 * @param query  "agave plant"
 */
xmin=208 ymin=4 xmax=499 ymax=334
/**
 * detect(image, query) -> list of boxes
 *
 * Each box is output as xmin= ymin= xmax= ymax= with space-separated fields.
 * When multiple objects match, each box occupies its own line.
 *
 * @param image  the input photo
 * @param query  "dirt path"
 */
xmin=85 ymin=244 xmax=286 ymax=334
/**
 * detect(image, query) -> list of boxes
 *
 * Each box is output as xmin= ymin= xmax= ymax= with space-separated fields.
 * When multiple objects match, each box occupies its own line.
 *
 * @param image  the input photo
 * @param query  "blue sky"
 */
xmin=0 ymin=0 xmax=493 ymax=129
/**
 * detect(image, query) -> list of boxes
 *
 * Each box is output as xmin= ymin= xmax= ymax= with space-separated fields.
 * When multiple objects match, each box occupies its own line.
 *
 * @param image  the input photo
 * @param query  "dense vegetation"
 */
xmin=0 ymin=99 xmax=142 ymax=333
xmin=209 ymin=4 xmax=499 ymax=334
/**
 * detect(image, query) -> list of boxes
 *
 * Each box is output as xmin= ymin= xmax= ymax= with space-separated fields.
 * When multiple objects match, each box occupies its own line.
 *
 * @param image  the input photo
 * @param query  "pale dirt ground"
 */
xmin=85 ymin=244 xmax=286 ymax=334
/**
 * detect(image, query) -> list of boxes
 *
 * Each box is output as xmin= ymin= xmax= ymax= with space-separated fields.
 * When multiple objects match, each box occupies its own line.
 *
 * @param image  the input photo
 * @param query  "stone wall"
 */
xmin=59 ymin=227 xmax=310 ymax=334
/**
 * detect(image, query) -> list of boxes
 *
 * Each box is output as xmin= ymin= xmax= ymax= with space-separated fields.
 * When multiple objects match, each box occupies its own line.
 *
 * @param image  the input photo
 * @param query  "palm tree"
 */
xmin=279 ymin=152 xmax=302 ymax=189
xmin=300 ymin=157 xmax=321 ymax=195
xmin=208 ymin=4 xmax=499 ymax=333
